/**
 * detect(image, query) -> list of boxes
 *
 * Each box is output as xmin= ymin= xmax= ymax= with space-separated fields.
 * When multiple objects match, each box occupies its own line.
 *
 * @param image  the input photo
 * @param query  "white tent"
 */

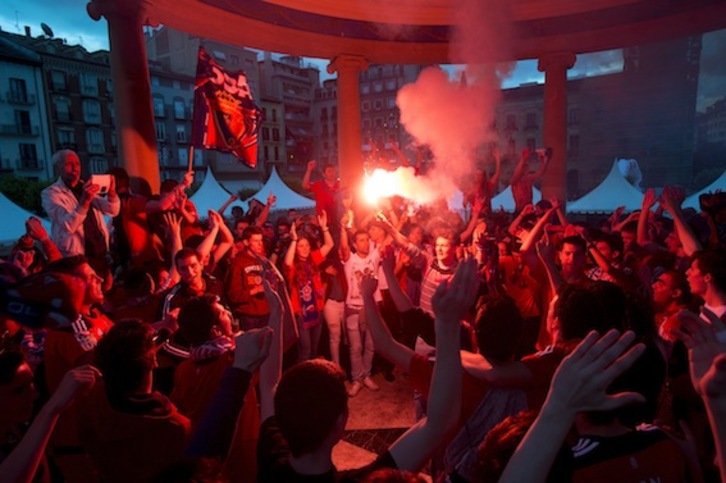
xmin=567 ymin=161 xmax=644 ymax=213
xmin=683 ymin=170 xmax=726 ymax=210
xmin=491 ymin=186 xmax=542 ymax=212
xmin=0 ymin=192 xmax=51 ymax=244
xmin=250 ymin=167 xmax=315 ymax=211
xmin=189 ymin=167 xmax=247 ymax=218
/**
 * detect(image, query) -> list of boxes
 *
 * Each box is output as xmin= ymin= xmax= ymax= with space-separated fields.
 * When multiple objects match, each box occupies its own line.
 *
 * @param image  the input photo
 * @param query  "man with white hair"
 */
xmin=41 ymin=149 xmax=120 ymax=282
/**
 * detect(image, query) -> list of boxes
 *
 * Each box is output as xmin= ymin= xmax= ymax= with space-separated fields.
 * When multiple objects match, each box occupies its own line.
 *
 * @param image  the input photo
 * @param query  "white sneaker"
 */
xmin=363 ymin=376 xmax=379 ymax=391
xmin=347 ymin=381 xmax=362 ymax=397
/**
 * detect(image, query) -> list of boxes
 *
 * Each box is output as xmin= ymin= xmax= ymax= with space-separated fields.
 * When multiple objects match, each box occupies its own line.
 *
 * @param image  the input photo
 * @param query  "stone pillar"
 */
xmin=88 ymin=0 xmax=160 ymax=194
xmin=327 ymin=54 xmax=368 ymax=191
xmin=537 ymin=52 xmax=576 ymax=203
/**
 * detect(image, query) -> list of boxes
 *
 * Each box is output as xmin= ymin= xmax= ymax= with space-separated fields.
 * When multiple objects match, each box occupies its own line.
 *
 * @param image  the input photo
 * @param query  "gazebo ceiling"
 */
xmin=148 ymin=0 xmax=726 ymax=63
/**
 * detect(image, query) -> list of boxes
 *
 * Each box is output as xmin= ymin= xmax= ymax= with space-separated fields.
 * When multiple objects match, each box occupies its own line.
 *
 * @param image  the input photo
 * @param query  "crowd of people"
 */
xmin=1 ymin=146 xmax=726 ymax=482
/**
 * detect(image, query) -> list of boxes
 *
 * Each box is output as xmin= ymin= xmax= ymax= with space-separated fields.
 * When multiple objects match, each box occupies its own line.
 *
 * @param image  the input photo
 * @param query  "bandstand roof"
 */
xmin=141 ymin=0 xmax=726 ymax=63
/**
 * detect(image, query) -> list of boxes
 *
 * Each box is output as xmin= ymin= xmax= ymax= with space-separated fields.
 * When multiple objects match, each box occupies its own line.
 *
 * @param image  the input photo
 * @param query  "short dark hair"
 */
xmin=177 ymin=295 xmax=219 ymax=346
xmin=174 ymin=247 xmax=201 ymax=267
xmin=45 ymin=254 xmax=89 ymax=275
xmin=352 ymin=229 xmax=369 ymax=242
xmin=692 ymin=249 xmax=726 ymax=293
xmin=475 ymin=297 xmax=523 ymax=364
xmin=558 ymin=235 xmax=586 ymax=253
xmin=242 ymin=225 xmax=263 ymax=241
xmin=555 ymin=281 xmax=627 ymax=341
xmin=274 ymin=360 xmax=347 ymax=457
xmin=160 ymin=179 xmax=179 ymax=194
xmin=95 ymin=319 xmax=155 ymax=400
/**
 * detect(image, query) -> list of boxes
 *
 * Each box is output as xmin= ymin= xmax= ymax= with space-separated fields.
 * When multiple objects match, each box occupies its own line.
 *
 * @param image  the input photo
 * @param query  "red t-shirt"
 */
xmin=309 ymin=180 xmax=339 ymax=217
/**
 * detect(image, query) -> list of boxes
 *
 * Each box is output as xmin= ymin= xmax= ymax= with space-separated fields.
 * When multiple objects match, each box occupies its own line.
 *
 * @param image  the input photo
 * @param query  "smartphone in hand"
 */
xmin=89 ymin=174 xmax=112 ymax=195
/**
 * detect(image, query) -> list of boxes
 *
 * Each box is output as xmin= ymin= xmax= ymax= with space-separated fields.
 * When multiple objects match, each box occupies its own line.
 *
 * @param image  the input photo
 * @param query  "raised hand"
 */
xmin=535 ymin=230 xmax=556 ymax=263
xmin=317 ymin=210 xmax=328 ymax=230
xmin=182 ymin=170 xmax=194 ymax=188
xmin=233 ymin=327 xmax=273 ymax=372
xmin=307 ymin=160 xmax=317 ymax=172
xmin=673 ymin=308 xmax=726 ymax=398
xmin=380 ymin=245 xmax=396 ymax=274
xmin=47 ymin=365 xmax=101 ymax=415
xmin=544 ymin=330 xmax=646 ymax=417
xmin=431 ymin=256 xmax=480 ymax=324
xmin=642 ymin=188 xmax=657 ymax=211
xmin=267 ymin=192 xmax=277 ymax=207
xmin=360 ymin=272 xmax=379 ymax=299
xmin=26 ymin=217 xmax=50 ymax=241
xmin=81 ymin=180 xmax=101 ymax=207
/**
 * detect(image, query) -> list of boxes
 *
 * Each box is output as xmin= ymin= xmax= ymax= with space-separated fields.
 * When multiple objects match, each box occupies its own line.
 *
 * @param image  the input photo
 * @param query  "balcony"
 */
xmin=17 ymin=158 xmax=44 ymax=171
xmin=6 ymin=91 xmax=36 ymax=105
xmin=0 ymin=124 xmax=39 ymax=136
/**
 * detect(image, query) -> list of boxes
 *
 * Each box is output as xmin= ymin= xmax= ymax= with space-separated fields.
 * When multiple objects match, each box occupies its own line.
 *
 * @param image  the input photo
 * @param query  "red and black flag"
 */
xmin=191 ymin=46 xmax=263 ymax=168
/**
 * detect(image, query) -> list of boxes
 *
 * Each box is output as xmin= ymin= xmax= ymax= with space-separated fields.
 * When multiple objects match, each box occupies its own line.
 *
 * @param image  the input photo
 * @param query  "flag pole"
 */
xmin=187 ymin=145 xmax=194 ymax=172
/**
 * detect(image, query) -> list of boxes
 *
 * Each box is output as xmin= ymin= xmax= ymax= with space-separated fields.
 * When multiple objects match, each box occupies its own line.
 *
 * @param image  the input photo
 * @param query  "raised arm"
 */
xmin=361 ymin=273 xmax=414 ymax=370
xmin=535 ymin=232 xmax=565 ymax=294
xmin=338 ymin=212 xmax=351 ymax=262
xmin=510 ymin=148 xmax=529 ymax=184
xmin=519 ymin=203 xmax=557 ymax=254
xmin=499 ymin=330 xmax=645 ymax=483
xmin=637 ymin=189 xmax=657 ymax=247
xmin=26 ymin=217 xmax=61 ymax=262
xmin=388 ymin=257 xmax=479 ymax=472
xmin=380 ymin=247 xmax=414 ymax=313
xmin=661 ymin=186 xmax=702 ymax=257
xmin=458 ymin=198 xmax=484 ymax=245
xmin=217 ymin=193 xmax=239 ymax=216
xmin=301 ymin=160 xmax=316 ymax=191
xmin=530 ymin=149 xmax=550 ymax=180
xmin=255 ymin=192 xmax=276 ymax=227
xmin=0 ymin=366 xmax=99 ymax=483
xmin=283 ymin=222 xmax=298 ymax=268
xmin=317 ymin=211 xmax=334 ymax=258
xmin=209 ymin=211 xmax=234 ymax=265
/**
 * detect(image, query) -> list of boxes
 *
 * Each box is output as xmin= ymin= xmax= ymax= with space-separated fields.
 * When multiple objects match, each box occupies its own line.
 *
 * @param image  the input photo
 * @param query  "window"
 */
xmin=54 ymin=97 xmax=71 ymax=121
xmin=178 ymin=148 xmax=188 ymax=167
xmin=14 ymin=110 xmax=31 ymax=134
xmin=51 ymin=70 xmax=67 ymax=90
xmin=82 ymin=99 xmax=101 ymax=124
xmin=86 ymin=128 xmax=105 ymax=153
xmin=387 ymin=97 xmax=396 ymax=109
xmin=264 ymin=145 xmax=269 ymax=161
xmin=57 ymin=128 xmax=75 ymax=147
xmin=18 ymin=143 xmax=39 ymax=170
xmin=110 ymin=130 xmax=117 ymax=149
xmin=153 ymin=96 xmax=165 ymax=117
xmin=173 ymin=81 xmax=181 ymax=90
xmin=9 ymin=78 xmax=28 ymax=103
xmin=80 ymin=73 xmax=98 ymax=96
xmin=386 ymin=79 xmax=396 ymax=91
xmin=151 ymin=76 xmax=160 ymax=87
xmin=272 ymin=128 xmax=280 ymax=141
xmin=173 ymin=99 xmax=185 ymax=120
xmin=108 ymin=104 xmax=115 ymax=123
xmin=526 ymin=138 xmax=536 ymax=152
xmin=155 ymin=122 xmax=166 ymax=141
xmin=89 ymin=157 xmax=108 ymax=174
xmin=360 ymin=83 xmax=370 ymax=95
xmin=569 ymin=134 xmax=580 ymax=157
xmin=374 ymin=100 xmax=382 ymax=111
xmin=272 ymin=109 xmax=277 ymax=122
xmin=194 ymin=150 xmax=203 ymax=167
xmin=362 ymin=118 xmax=371 ymax=129
xmin=320 ymin=107 xmax=328 ymax=121
xmin=158 ymin=146 xmax=169 ymax=165
xmin=274 ymin=146 xmax=279 ymax=161
xmin=361 ymin=101 xmax=370 ymax=112
xmin=568 ymin=108 xmax=580 ymax=124
xmin=505 ymin=114 xmax=517 ymax=131
xmin=525 ymin=113 xmax=537 ymax=129
xmin=176 ymin=125 xmax=187 ymax=143
xmin=373 ymin=82 xmax=383 ymax=93
xmin=262 ymin=128 xmax=270 ymax=141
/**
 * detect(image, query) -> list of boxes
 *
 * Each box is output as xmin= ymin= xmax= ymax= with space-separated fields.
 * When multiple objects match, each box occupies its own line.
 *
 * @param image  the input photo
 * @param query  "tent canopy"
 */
xmin=0 ymin=192 xmax=51 ymax=245
xmin=189 ymin=167 xmax=248 ymax=218
xmin=250 ymin=167 xmax=315 ymax=212
xmin=567 ymin=161 xmax=644 ymax=213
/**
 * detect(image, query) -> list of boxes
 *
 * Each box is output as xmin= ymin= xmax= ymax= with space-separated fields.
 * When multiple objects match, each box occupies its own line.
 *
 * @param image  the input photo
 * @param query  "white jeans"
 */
xmin=323 ymin=299 xmax=345 ymax=366
xmin=345 ymin=307 xmax=374 ymax=382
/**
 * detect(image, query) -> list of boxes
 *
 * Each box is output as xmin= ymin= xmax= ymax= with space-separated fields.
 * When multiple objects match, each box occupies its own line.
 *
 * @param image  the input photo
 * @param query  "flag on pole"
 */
xmin=191 ymin=46 xmax=263 ymax=168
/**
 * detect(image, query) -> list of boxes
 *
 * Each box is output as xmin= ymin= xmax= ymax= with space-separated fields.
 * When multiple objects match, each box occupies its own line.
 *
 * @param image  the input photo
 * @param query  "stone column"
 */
xmin=327 ymin=54 xmax=368 ymax=191
xmin=537 ymin=52 xmax=576 ymax=203
xmin=88 ymin=0 xmax=160 ymax=194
